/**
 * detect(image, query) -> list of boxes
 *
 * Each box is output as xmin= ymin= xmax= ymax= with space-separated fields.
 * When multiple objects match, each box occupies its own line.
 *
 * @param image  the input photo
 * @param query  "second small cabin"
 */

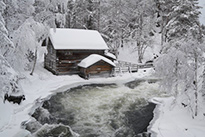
xmin=78 ymin=54 xmax=116 ymax=79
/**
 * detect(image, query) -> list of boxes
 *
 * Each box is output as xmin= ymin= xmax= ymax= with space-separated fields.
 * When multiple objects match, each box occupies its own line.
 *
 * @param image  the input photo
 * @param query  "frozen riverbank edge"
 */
xmin=0 ymin=67 xmax=158 ymax=137
xmin=149 ymin=96 xmax=205 ymax=137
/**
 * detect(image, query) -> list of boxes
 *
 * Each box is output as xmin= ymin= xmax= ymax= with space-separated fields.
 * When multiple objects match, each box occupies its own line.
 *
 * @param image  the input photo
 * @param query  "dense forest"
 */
xmin=0 ymin=0 xmax=205 ymax=119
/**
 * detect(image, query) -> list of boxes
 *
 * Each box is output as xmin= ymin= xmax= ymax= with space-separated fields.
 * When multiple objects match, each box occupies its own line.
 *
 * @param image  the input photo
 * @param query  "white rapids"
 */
xmin=57 ymin=81 xmax=160 ymax=136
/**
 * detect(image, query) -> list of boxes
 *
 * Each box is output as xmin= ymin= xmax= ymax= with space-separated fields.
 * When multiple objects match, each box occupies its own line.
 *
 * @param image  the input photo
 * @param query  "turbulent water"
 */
xmin=27 ymin=79 xmax=160 ymax=137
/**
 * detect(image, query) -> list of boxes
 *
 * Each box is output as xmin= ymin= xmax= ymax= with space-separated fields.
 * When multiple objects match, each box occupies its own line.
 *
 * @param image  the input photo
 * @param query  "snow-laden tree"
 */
xmin=0 ymin=55 xmax=22 ymax=98
xmin=129 ymin=0 xmax=156 ymax=63
xmin=154 ymin=0 xmax=176 ymax=49
xmin=155 ymin=43 xmax=186 ymax=96
xmin=3 ymin=0 xmax=35 ymax=33
xmin=165 ymin=0 xmax=201 ymax=41
xmin=10 ymin=18 xmax=48 ymax=72
xmin=0 ymin=1 xmax=14 ymax=57
xmin=154 ymin=0 xmax=203 ymax=118
xmin=155 ymin=35 xmax=204 ymax=118
xmin=155 ymin=0 xmax=201 ymax=52
xmin=0 ymin=0 xmax=22 ymax=98
xmin=100 ymin=0 xmax=129 ymax=55
xmin=65 ymin=0 xmax=77 ymax=28
xmin=97 ymin=0 xmax=156 ymax=60
xmin=3 ymin=0 xmax=68 ymax=73
xmin=33 ymin=0 xmax=68 ymax=28
xmin=66 ymin=0 xmax=101 ymax=30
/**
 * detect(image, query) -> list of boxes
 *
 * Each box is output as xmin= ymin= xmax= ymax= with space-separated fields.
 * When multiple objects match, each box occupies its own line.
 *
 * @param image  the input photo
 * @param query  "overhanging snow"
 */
xmin=78 ymin=54 xmax=116 ymax=68
xmin=105 ymin=52 xmax=116 ymax=60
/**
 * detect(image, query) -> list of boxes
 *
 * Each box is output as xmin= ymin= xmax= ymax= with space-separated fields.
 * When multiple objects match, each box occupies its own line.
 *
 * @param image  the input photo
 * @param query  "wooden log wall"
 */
xmin=44 ymin=42 xmax=57 ymax=74
xmin=56 ymin=50 xmax=105 ymax=75
xmin=86 ymin=61 xmax=113 ymax=74
xmin=79 ymin=60 xmax=114 ymax=78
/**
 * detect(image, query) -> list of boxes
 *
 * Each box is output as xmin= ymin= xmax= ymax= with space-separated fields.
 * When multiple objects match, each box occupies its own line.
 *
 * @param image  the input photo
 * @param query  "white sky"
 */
xmin=199 ymin=0 xmax=205 ymax=25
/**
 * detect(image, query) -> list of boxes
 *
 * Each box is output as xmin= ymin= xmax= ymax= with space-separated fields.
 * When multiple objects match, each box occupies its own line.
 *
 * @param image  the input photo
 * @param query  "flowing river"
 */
xmin=26 ymin=79 xmax=160 ymax=137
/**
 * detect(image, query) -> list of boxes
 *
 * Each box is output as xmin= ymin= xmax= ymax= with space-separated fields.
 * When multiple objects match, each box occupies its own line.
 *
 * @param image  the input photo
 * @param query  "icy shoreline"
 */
xmin=0 ymin=65 xmax=155 ymax=137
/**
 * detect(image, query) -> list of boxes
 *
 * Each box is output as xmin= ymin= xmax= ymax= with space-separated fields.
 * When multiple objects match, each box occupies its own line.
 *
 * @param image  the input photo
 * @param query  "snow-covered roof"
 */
xmin=49 ymin=28 xmax=109 ymax=50
xmin=105 ymin=52 xmax=116 ymax=60
xmin=78 ymin=54 xmax=116 ymax=68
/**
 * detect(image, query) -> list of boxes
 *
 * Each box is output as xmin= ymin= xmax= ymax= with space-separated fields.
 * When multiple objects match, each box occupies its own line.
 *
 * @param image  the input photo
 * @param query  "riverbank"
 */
xmin=27 ymin=83 xmax=158 ymax=136
xmin=149 ymin=97 xmax=205 ymax=137
xmin=0 ymin=62 xmax=155 ymax=137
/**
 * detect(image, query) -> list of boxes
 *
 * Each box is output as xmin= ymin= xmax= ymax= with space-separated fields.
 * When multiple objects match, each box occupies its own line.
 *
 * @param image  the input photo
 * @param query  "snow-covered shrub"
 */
xmin=10 ymin=18 xmax=48 ymax=72
xmin=0 ymin=54 xmax=22 ymax=99
xmin=0 ymin=0 xmax=23 ymax=99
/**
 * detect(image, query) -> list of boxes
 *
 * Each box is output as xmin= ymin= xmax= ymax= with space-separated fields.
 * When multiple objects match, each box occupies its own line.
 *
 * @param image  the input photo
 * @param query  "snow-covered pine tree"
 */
xmin=65 ymin=0 xmax=77 ymax=28
xmin=68 ymin=0 xmax=100 ymax=30
xmin=89 ymin=0 xmax=128 ymax=56
xmin=3 ymin=0 xmax=35 ymax=33
xmin=33 ymin=0 xmax=68 ymax=28
xmin=0 ymin=0 xmax=13 ymax=57
xmin=154 ymin=0 xmax=176 ymax=51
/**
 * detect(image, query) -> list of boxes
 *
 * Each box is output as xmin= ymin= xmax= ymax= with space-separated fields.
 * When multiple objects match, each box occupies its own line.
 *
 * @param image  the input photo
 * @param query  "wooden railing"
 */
xmin=114 ymin=60 xmax=153 ymax=74
xmin=114 ymin=61 xmax=139 ymax=73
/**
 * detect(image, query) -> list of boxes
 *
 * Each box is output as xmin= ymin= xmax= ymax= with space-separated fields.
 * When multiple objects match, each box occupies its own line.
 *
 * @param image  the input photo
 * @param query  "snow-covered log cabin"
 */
xmin=44 ymin=28 xmax=116 ymax=76
xmin=78 ymin=54 xmax=116 ymax=79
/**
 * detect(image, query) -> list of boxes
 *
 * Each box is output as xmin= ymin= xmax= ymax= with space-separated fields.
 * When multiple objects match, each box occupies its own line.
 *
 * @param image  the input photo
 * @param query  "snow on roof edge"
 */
xmin=78 ymin=54 xmax=116 ymax=68
xmin=105 ymin=52 xmax=116 ymax=60
xmin=49 ymin=28 xmax=109 ymax=50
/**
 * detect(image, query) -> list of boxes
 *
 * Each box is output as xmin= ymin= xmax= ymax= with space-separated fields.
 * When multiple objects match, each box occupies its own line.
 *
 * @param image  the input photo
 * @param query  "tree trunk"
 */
xmin=121 ymin=29 xmax=124 ymax=48
xmin=175 ymin=59 xmax=178 ymax=97
xmin=30 ymin=48 xmax=37 ymax=76
xmin=170 ymin=58 xmax=179 ymax=109
xmin=137 ymin=14 xmax=143 ymax=63
xmin=137 ymin=41 xmax=142 ymax=63
xmin=97 ymin=1 xmax=100 ymax=32
xmin=194 ymin=51 xmax=198 ymax=117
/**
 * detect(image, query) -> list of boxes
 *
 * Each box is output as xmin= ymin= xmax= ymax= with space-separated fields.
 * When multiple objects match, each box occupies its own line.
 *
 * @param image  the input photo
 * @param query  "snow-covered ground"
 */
xmin=149 ymin=97 xmax=205 ymax=137
xmin=118 ymin=33 xmax=161 ymax=64
xmin=0 ymin=61 xmax=154 ymax=137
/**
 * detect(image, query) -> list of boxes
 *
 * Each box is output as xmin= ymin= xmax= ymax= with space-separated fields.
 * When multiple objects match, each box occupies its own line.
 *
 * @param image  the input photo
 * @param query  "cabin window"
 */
xmin=50 ymin=47 xmax=53 ymax=54
xmin=42 ymin=39 xmax=47 ymax=47
xmin=65 ymin=51 xmax=73 ymax=55
xmin=49 ymin=61 xmax=53 ymax=68
xmin=97 ymin=68 xmax=101 ymax=71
